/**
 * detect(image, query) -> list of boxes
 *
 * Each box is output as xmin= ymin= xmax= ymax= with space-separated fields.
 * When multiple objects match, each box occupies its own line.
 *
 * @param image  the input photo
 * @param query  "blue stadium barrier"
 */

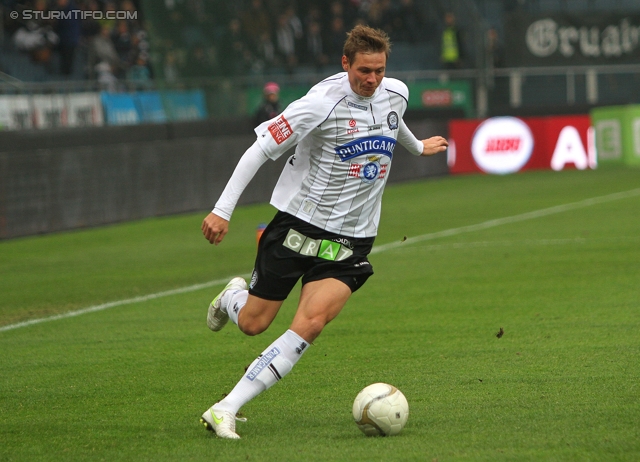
xmin=161 ymin=90 xmax=208 ymax=121
xmin=134 ymin=91 xmax=167 ymax=123
xmin=101 ymin=92 xmax=140 ymax=126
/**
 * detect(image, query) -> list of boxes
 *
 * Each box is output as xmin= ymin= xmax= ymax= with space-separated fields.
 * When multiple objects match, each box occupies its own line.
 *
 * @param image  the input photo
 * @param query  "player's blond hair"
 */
xmin=343 ymin=25 xmax=391 ymax=65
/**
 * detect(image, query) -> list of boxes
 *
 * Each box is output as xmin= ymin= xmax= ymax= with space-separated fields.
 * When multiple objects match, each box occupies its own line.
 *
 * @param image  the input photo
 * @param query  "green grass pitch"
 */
xmin=1 ymin=164 xmax=639 ymax=461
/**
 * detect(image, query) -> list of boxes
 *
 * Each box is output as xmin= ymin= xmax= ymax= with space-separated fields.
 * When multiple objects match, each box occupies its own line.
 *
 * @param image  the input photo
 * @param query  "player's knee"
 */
xmin=239 ymin=324 xmax=265 ymax=336
xmin=238 ymin=317 xmax=269 ymax=336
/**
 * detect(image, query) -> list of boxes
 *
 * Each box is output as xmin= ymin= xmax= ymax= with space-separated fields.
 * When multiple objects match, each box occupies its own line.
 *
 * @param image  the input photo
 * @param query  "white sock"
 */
xmin=222 ymin=289 xmax=248 ymax=326
xmin=215 ymin=329 xmax=310 ymax=415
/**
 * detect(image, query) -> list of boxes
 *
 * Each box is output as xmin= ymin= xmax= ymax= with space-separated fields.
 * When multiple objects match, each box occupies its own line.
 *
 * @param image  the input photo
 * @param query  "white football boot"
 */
xmin=200 ymin=404 xmax=246 ymax=439
xmin=207 ymin=277 xmax=247 ymax=331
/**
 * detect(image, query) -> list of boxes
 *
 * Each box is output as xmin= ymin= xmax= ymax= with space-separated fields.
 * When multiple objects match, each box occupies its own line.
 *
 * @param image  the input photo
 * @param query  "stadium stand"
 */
xmin=2 ymin=0 xmax=640 ymax=123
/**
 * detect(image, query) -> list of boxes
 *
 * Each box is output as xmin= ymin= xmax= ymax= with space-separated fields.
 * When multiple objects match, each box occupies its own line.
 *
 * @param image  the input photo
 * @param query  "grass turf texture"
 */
xmin=1 ymin=164 xmax=639 ymax=461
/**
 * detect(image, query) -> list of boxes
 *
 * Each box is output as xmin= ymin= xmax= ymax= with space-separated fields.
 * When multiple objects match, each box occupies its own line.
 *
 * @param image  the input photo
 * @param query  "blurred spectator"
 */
xmin=79 ymin=0 xmax=101 ymax=38
xmin=112 ymin=21 xmax=133 ymax=64
xmin=219 ymin=18 xmax=253 ymax=76
xmin=96 ymin=61 xmax=118 ymax=91
xmin=391 ymin=0 xmax=423 ymax=43
xmin=325 ymin=16 xmax=346 ymax=64
xmin=355 ymin=0 xmax=374 ymax=21
xmin=90 ymin=25 xmax=121 ymax=76
xmin=129 ymin=29 xmax=151 ymax=68
xmin=240 ymin=0 xmax=271 ymax=51
xmin=305 ymin=4 xmax=323 ymax=29
xmin=254 ymin=81 xmax=281 ymax=126
xmin=53 ymin=0 xmax=80 ymax=76
xmin=332 ymin=0 xmax=357 ymax=29
xmin=98 ymin=0 xmax=118 ymax=33
xmin=184 ymin=45 xmax=214 ymax=78
xmin=275 ymin=13 xmax=297 ymax=74
xmin=304 ymin=21 xmax=328 ymax=71
xmin=263 ymin=0 xmax=284 ymax=19
xmin=127 ymin=55 xmax=151 ymax=82
xmin=366 ymin=0 xmax=394 ymax=35
xmin=284 ymin=5 xmax=304 ymax=61
xmin=122 ymin=0 xmax=144 ymax=45
xmin=6 ymin=0 xmax=435 ymax=83
xmin=120 ymin=0 xmax=139 ymax=29
xmin=440 ymin=12 xmax=463 ymax=69
xmin=254 ymin=31 xmax=277 ymax=74
xmin=4 ymin=0 xmax=153 ymax=82
xmin=327 ymin=1 xmax=345 ymax=27
xmin=163 ymin=50 xmax=179 ymax=82
xmin=487 ymin=27 xmax=504 ymax=68
xmin=12 ymin=0 xmax=58 ymax=66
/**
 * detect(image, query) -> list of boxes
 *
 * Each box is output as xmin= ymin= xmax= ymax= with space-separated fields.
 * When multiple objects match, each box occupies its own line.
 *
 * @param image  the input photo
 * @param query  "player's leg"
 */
xmin=201 ymin=278 xmax=351 ymax=439
xmin=201 ymin=212 xmax=304 ymax=438
xmin=208 ymin=280 xmax=283 ymax=335
xmin=235 ymin=295 xmax=284 ymax=335
xmin=206 ymin=277 xmax=248 ymax=332
xmin=290 ymin=278 xmax=352 ymax=342
xmin=206 ymin=213 xmax=299 ymax=335
xmin=201 ymin=212 xmax=372 ymax=438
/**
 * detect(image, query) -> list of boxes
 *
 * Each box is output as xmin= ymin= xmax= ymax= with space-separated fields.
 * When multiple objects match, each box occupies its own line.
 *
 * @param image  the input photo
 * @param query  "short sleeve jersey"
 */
xmin=255 ymin=72 xmax=410 ymax=238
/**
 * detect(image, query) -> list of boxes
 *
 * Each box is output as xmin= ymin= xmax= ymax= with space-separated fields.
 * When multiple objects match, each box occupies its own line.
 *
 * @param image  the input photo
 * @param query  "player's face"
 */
xmin=342 ymin=52 xmax=386 ymax=97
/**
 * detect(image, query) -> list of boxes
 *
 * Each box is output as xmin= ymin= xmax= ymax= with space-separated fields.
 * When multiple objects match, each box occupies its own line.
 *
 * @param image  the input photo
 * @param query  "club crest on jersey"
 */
xmin=334 ymin=136 xmax=397 ymax=162
xmin=387 ymin=111 xmax=399 ymax=130
xmin=348 ymin=157 xmax=388 ymax=183
xmin=268 ymin=115 xmax=293 ymax=145
xmin=361 ymin=161 xmax=381 ymax=183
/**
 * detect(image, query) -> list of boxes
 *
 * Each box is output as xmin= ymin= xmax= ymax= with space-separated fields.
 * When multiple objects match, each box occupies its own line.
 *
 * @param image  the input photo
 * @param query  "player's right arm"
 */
xmin=202 ymin=141 xmax=269 ymax=245
xmin=204 ymin=82 xmax=335 ymax=245
xmin=202 ymin=212 xmax=229 ymax=245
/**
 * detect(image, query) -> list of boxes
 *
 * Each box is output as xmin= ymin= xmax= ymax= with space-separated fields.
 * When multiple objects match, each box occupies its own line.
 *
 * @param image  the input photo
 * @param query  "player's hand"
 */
xmin=202 ymin=212 xmax=229 ymax=245
xmin=420 ymin=136 xmax=449 ymax=156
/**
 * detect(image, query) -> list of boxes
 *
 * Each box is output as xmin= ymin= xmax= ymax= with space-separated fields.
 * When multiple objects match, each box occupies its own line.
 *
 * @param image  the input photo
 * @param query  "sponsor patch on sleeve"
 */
xmin=268 ymin=115 xmax=294 ymax=145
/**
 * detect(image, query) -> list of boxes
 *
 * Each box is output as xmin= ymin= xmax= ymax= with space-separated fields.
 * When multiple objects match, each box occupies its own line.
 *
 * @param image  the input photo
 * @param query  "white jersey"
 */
xmin=254 ymin=73 xmax=422 ymax=238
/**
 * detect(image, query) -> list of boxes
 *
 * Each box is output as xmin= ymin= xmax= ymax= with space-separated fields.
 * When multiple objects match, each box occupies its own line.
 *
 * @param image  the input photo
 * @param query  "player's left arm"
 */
xmin=419 ymin=136 xmax=449 ymax=156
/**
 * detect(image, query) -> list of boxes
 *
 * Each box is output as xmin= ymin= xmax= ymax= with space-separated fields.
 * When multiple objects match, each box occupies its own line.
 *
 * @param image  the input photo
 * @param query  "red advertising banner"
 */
xmin=448 ymin=115 xmax=596 ymax=174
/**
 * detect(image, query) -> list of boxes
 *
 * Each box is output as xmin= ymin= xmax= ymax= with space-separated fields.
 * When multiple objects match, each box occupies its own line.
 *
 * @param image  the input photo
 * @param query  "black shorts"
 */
xmin=248 ymin=211 xmax=375 ymax=301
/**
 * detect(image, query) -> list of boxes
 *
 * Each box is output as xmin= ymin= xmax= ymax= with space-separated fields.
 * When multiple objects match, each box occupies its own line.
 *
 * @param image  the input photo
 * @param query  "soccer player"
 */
xmin=200 ymin=24 xmax=448 ymax=439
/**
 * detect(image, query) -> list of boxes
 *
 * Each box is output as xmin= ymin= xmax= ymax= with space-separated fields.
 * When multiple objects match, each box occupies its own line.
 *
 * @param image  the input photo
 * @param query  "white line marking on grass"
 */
xmin=391 ymin=237 xmax=589 ymax=252
xmin=371 ymin=187 xmax=640 ymax=255
xmin=0 ymin=274 xmax=251 ymax=333
xmin=390 ymin=236 xmax=640 ymax=254
xmin=2 ymin=187 xmax=639 ymax=333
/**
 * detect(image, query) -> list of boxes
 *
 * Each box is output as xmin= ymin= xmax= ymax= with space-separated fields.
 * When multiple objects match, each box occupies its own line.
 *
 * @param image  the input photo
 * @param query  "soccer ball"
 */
xmin=352 ymin=383 xmax=409 ymax=436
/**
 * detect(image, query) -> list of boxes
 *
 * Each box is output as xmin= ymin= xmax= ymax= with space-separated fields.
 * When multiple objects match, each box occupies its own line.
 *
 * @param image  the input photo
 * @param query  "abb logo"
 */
xmin=485 ymin=137 xmax=521 ymax=153
xmin=471 ymin=117 xmax=534 ymax=174
xmin=268 ymin=115 xmax=293 ymax=145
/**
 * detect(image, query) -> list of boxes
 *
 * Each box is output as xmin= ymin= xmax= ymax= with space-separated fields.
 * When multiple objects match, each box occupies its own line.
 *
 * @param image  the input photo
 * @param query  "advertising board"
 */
xmin=591 ymin=105 xmax=640 ymax=165
xmin=66 ymin=93 xmax=104 ymax=127
xmin=505 ymin=12 xmax=640 ymax=67
xmin=448 ymin=115 xmax=595 ymax=174
xmin=0 ymin=95 xmax=33 ymax=130
xmin=32 ymin=94 xmax=67 ymax=129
